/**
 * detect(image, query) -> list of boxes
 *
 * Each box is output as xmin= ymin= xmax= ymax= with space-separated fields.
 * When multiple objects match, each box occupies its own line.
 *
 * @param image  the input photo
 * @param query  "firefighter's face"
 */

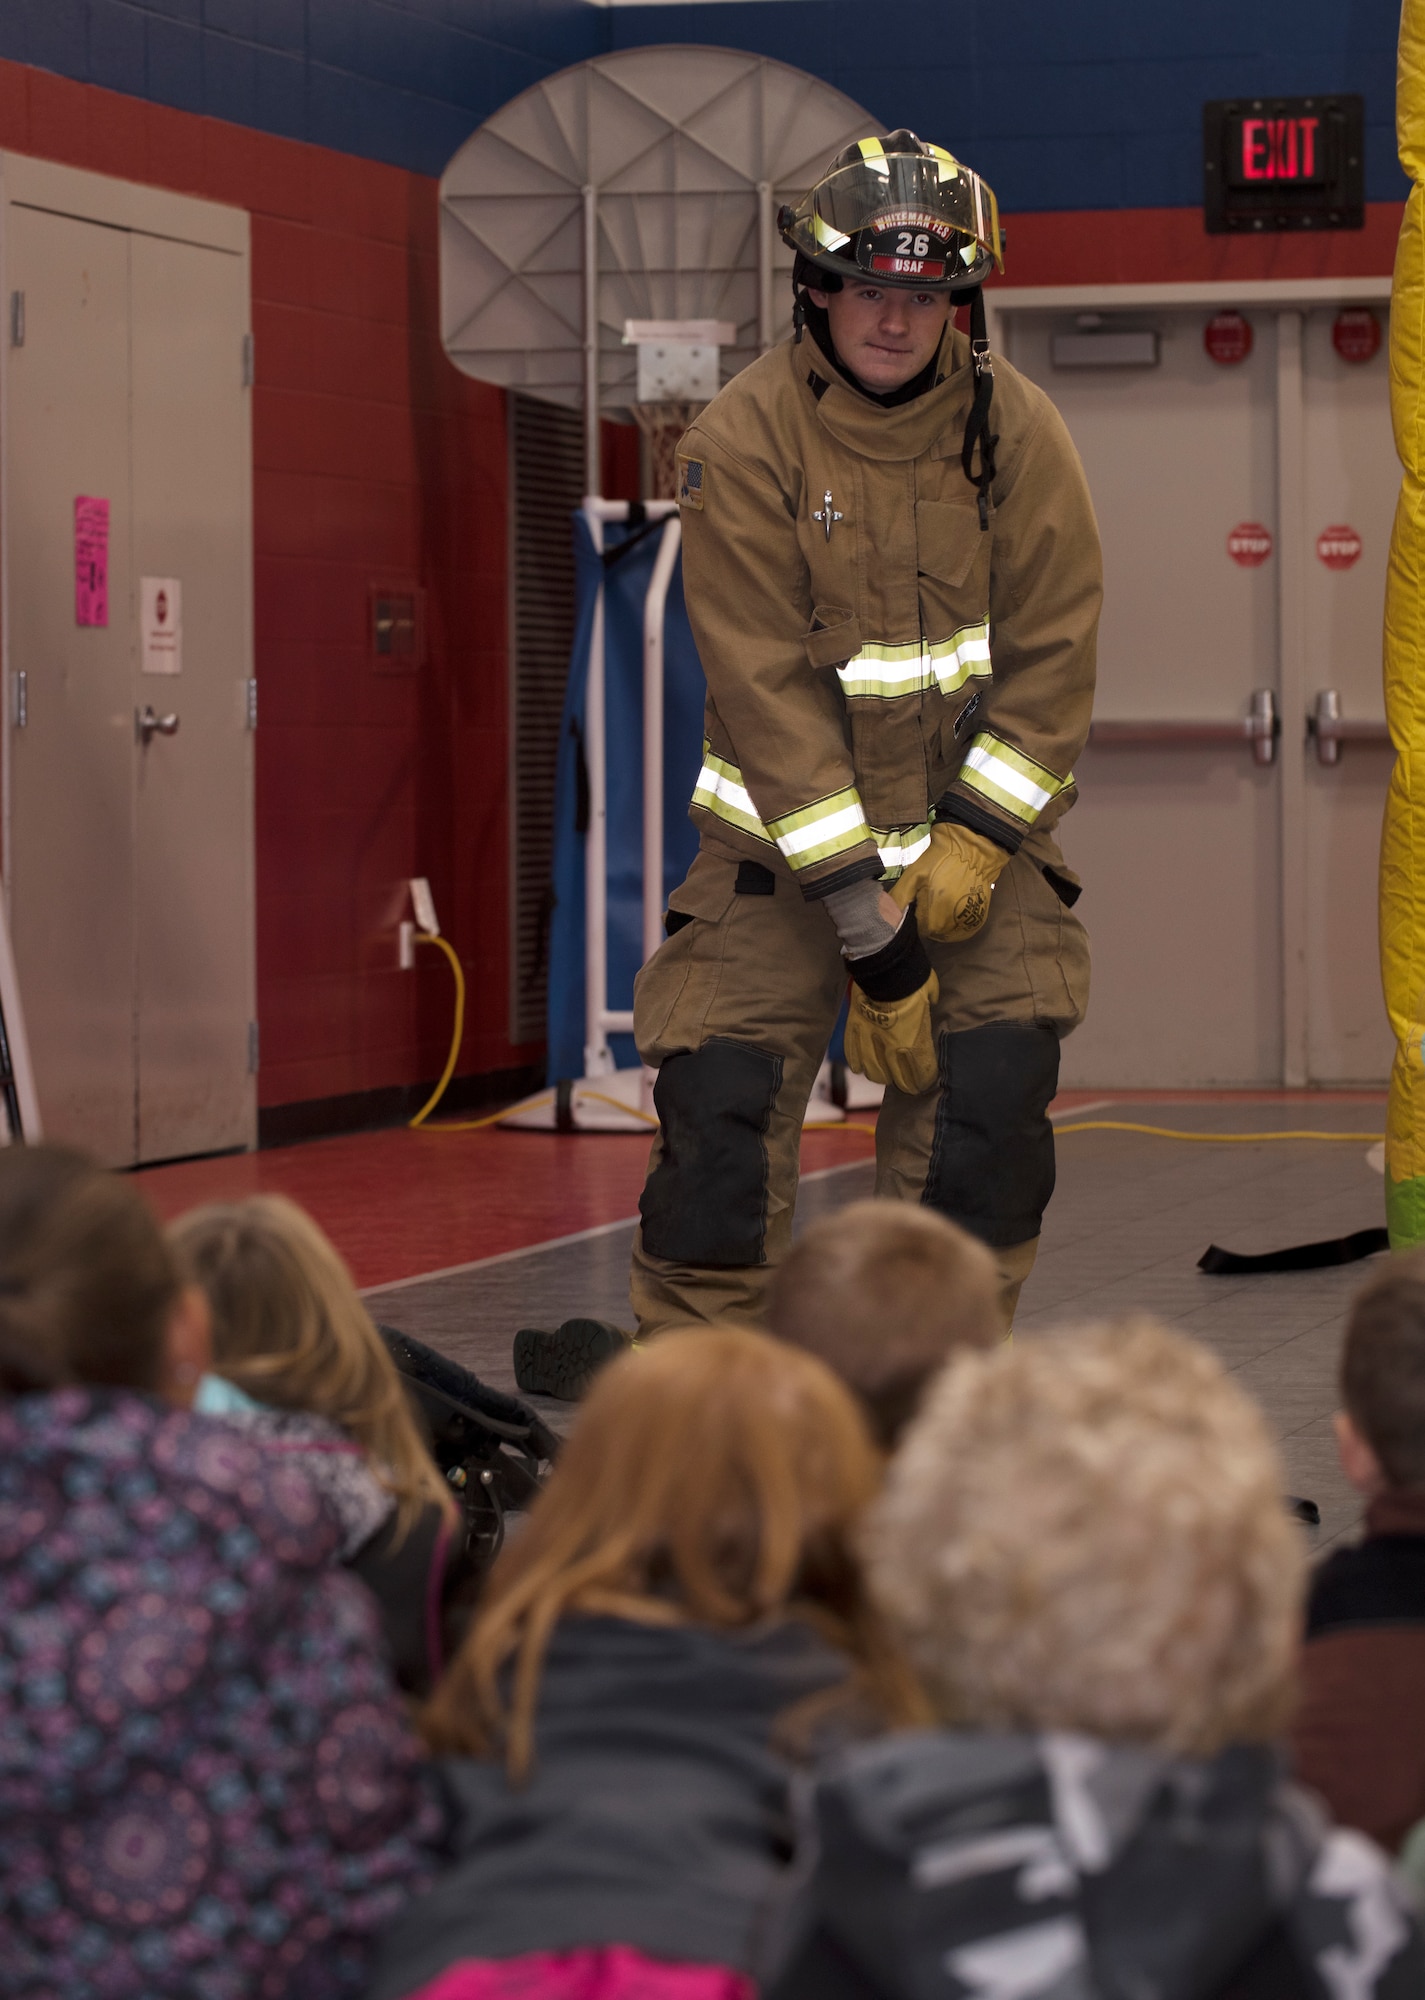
xmin=809 ymin=282 xmax=951 ymax=391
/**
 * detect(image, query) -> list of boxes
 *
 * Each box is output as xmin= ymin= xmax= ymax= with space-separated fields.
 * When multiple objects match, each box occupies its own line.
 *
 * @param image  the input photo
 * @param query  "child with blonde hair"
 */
xmin=171 ymin=1194 xmax=470 ymax=1694
xmin=367 ymin=1324 xmax=924 ymax=2000
xmin=764 ymin=1317 xmax=1424 ymax=2000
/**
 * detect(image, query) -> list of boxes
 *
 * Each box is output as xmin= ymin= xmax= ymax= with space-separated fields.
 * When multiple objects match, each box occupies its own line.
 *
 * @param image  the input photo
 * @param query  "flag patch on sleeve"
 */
xmin=677 ymin=455 xmax=705 ymax=510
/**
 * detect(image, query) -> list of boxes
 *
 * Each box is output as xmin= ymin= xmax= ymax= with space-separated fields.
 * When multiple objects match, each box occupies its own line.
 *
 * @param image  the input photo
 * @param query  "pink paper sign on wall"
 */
xmin=74 ymin=496 xmax=109 ymax=627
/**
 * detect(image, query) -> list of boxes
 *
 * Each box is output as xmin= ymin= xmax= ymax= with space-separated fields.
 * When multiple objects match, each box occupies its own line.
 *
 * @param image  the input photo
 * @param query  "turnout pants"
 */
xmin=629 ymin=826 xmax=1090 ymax=1336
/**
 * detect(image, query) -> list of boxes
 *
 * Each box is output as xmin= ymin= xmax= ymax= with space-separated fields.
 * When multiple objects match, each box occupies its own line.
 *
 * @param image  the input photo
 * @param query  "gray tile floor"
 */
xmin=366 ymin=1098 xmax=1388 ymax=1553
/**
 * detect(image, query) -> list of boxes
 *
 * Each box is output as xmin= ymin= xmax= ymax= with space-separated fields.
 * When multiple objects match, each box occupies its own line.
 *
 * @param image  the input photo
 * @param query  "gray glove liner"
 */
xmin=823 ymin=876 xmax=902 ymax=960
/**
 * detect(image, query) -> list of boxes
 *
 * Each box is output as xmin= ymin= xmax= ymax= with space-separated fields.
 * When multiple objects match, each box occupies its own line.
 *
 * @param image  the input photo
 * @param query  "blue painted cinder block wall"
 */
xmin=611 ymin=0 xmax=1406 ymax=213
xmin=0 ymin=0 xmax=1406 ymax=212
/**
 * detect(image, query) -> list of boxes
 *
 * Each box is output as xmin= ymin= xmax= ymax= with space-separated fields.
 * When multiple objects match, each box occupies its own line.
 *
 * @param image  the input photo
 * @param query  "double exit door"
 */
xmin=2 ymin=155 xmax=255 ymax=1164
xmin=997 ymin=287 xmax=1395 ymax=1088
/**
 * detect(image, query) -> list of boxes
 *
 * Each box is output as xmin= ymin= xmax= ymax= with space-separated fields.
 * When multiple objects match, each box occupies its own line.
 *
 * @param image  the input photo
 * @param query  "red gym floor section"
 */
xmin=132 ymin=1088 xmax=1388 ymax=1293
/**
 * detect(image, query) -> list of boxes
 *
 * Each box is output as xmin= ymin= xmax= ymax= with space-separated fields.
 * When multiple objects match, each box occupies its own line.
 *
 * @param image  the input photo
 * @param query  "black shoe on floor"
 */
xmin=513 ymin=1318 xmax=630 ymax=1401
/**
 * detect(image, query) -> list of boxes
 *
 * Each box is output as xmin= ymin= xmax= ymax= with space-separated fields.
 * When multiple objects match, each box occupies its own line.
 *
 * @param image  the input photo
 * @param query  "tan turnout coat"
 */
xmin=675 ymin=326 xmax=1102 ymax=895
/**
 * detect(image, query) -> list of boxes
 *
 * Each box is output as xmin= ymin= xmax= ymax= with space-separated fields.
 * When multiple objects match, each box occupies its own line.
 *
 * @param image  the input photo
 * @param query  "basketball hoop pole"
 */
xmin=579 ymin=194 xmax=702 ymax=1089
xmin=642 ymin=512 xmax=681 ymax=966
xmin=581 ymin=184 xmax=600 ymax=499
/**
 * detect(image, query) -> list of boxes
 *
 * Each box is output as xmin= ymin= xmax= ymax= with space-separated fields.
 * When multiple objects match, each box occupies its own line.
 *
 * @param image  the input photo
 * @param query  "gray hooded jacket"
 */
xmin=760 ymin=1728 xmax=1425 ymax=2000
xmin=365 ymin=1613 xmax=849 ymax=1997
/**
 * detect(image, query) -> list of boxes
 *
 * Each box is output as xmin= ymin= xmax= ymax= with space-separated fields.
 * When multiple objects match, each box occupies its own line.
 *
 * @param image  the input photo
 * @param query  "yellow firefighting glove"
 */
xmin=843 ymin=906 xmax=940 ymax=1096
xmin=891 ymin=822 xmax=1010 ymax=943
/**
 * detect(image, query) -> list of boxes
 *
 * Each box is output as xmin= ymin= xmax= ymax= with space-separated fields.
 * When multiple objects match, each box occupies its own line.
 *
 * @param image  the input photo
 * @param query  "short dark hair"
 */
xmin=1342 ymin=1251 xmax=1425 ymax=1489
xmin=765 ymin=1200 xmax=1000 ymax=1449
xmin=0 ymin=1145 xmax=179 ymax=1396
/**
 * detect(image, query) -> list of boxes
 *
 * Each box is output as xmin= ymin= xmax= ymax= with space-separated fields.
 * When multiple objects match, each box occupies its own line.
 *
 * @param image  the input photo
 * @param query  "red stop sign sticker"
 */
xmin=1205 ymin=311 xmax=1253 ymax=365
xmin=1316 ymin=524 xmax=1362 ymax=569
xmin=1332 ymin=309 xmax=1381 ymax=364
xmin=1227 ymin=521 xmax=1273 ymax=566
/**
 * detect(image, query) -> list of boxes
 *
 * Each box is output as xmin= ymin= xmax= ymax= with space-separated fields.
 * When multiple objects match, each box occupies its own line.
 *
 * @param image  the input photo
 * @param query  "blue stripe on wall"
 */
xmin=606 ymin=0 xmax=1407 ymax=212
xmin=0 ymin=0 xmax=1407 ymax=212
xmin=0 ymin=0 xmax=603 ymax=176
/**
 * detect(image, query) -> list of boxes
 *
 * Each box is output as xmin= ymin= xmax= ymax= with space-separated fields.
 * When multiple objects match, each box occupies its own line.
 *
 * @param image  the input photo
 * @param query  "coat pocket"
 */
xmin=915 ymin=497 xmax=984 ymax=589
xmin=803 ymin=607 xmax=863 ymax=671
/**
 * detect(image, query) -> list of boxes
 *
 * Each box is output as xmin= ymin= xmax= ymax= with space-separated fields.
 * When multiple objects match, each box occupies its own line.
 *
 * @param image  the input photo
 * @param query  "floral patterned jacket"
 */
xmin=0 ymin=1388 xmax=445 ymax=1999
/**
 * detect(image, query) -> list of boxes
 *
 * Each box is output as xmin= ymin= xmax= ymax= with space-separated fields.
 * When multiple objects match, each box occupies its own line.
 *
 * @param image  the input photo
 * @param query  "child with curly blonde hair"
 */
xmin=764 ymin=1318 xmax=1424 ymax=2000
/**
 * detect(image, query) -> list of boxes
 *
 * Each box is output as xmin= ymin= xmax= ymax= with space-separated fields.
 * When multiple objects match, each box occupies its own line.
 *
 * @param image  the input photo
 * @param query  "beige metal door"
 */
xmin=5 ymin=203 xmax=137 ymax=1158
xmin=131 ymin=231 xmax=254 ymax=1159
xmin=2 ymin=157 xmax=254 ymax=1165
xmin=1002 ymin=306 xmax=1283 ymax=1087
xmin=1300 ymin=305 xmax=1394 ymax=1084
xmin=998 ymin=286 xmax=1394 ymax=1090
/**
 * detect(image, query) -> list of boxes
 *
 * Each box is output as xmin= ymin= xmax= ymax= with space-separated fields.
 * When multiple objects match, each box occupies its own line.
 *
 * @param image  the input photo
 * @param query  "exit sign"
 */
xmin=1203 ymin=96 xmax=1363 ymax=233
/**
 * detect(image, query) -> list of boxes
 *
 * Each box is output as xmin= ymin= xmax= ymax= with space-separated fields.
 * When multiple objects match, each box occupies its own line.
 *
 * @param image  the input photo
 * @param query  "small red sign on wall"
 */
xmin=1227 ymin=521 xmax=1273 ymax=566
xmin=1205 ymin=311 xmax=1253 ymax=365
xmin=1331 ymin=309 xmax=1381 ymax=364
xmin=1316 ymin=524 xmax=1362 ymax=569
xmin=74 ymin=496 xmax=109 ymax=627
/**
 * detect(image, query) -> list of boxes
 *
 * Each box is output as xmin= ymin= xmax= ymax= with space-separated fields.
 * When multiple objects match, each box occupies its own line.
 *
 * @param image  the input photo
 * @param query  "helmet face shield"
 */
xmin=784 ymin=135 xmax=1002 ymax=292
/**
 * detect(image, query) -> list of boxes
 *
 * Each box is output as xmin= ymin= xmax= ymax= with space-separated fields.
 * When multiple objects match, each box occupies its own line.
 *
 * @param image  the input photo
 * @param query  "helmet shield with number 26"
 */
xmin=779 ymin=131 xmax=1003 ymax=295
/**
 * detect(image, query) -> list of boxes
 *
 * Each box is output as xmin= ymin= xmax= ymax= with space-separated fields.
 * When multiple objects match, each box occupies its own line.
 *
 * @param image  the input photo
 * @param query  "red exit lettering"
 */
xmin=1240 ymin=115 xmax=1320 ymax=181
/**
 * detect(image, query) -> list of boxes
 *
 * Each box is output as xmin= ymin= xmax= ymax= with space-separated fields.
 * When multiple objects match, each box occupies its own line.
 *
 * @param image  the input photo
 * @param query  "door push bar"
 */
xmin=1087 ymin=689 xmax=1279 ymax=766
xmin=1308 ymin=689 xmax=1391 ymax=765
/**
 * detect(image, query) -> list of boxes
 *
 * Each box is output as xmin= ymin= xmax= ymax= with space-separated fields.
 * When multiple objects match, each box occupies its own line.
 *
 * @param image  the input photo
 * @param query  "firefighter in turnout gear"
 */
xmin=630 ymin=131 xmax=1100 ymax=1335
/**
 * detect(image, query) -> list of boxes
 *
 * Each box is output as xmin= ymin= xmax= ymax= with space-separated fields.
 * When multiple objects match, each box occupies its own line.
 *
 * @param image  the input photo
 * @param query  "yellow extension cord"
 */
xmin=828 ymin=1120 xmax=1384 ymax=1141
xmin=1052 ymin=1120 xmax=1382 ymax=1142
xmin=406 ymin=934 xmax=515 ymax=1132
xmin=407 ymin=934 xmax=663 ymax=1133
xmin=408 ymin=939 xmax=1385 ymax=1145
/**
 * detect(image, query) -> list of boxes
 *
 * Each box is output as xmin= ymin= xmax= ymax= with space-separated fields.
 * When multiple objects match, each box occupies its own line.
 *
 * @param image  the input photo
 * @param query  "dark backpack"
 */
xmin=379 ymin=1324 xmax=559 ymax=1567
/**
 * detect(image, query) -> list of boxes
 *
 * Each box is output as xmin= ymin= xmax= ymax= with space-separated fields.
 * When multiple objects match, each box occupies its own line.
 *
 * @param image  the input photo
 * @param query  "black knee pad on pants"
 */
xmin=640 ymin=1038 xmax=783 ymax=1266
xmin=923 ymin=1021 xmax=1060 ymax=1249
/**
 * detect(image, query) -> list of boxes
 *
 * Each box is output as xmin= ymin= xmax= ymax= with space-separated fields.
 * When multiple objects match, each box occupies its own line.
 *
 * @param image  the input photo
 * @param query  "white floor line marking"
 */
xmin=361 ymin=1214 xmax=639 ymax=1297
xmin=364 ymin=1098 xmax=1123 ymax=1297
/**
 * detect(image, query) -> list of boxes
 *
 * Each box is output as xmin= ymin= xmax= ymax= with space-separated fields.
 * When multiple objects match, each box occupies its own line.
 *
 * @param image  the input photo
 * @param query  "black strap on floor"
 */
xmin=1198 ymin=1227 xmax=1389 ymax=1275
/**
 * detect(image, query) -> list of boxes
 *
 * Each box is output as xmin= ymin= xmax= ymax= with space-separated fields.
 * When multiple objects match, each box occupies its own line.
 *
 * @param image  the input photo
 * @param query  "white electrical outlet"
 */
xmin=398 ymin=920 xmax=415 ymax=970
xmin=409 ymin=877 xmax=439 ymax=936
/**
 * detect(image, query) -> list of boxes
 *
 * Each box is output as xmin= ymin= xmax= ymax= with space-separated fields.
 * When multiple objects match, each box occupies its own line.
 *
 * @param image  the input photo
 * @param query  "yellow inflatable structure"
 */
xmin=1385 ymin=0 xmax=1425 ymax=1245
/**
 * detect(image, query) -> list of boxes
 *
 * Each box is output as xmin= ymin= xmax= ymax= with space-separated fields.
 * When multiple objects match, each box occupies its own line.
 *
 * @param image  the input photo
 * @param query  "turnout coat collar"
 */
xmin=807 ymin=353 xmax=977 ymax=464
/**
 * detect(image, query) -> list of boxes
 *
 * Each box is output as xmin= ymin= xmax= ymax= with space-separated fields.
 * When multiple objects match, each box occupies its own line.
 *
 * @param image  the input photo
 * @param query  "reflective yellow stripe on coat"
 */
xmin=692 ymin=746 xmax=931 ymax=879
xmin=957 ymin=732 xmax=1071 ymax=826
xmin=835 ymin=620 xmax=992 ymax=701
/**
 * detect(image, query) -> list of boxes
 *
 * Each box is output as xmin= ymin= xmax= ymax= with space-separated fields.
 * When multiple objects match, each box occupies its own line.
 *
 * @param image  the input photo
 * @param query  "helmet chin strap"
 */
xmin=960 ymin=286 xmax=998 ymax=530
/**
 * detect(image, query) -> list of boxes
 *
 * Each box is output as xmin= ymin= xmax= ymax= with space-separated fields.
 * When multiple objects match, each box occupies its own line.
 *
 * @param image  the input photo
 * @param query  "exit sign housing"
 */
xmin=1203 ymin=96 xmax=1364 ymax=233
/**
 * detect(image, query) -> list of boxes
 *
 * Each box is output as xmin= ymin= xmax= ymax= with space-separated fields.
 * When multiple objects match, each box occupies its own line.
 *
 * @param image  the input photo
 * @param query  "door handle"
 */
xmin=1087 ymin=688 xmax=1278 ymax=766
xmin=1309 ymin=689 xmax=1390 ymax=765
xmin=136 ymin=704 xmax=180 ymax=745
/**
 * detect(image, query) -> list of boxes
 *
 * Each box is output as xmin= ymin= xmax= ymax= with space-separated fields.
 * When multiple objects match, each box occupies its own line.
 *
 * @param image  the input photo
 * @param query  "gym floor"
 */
xmin=136 ymin=1088 xmax=1389 ymax=1554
